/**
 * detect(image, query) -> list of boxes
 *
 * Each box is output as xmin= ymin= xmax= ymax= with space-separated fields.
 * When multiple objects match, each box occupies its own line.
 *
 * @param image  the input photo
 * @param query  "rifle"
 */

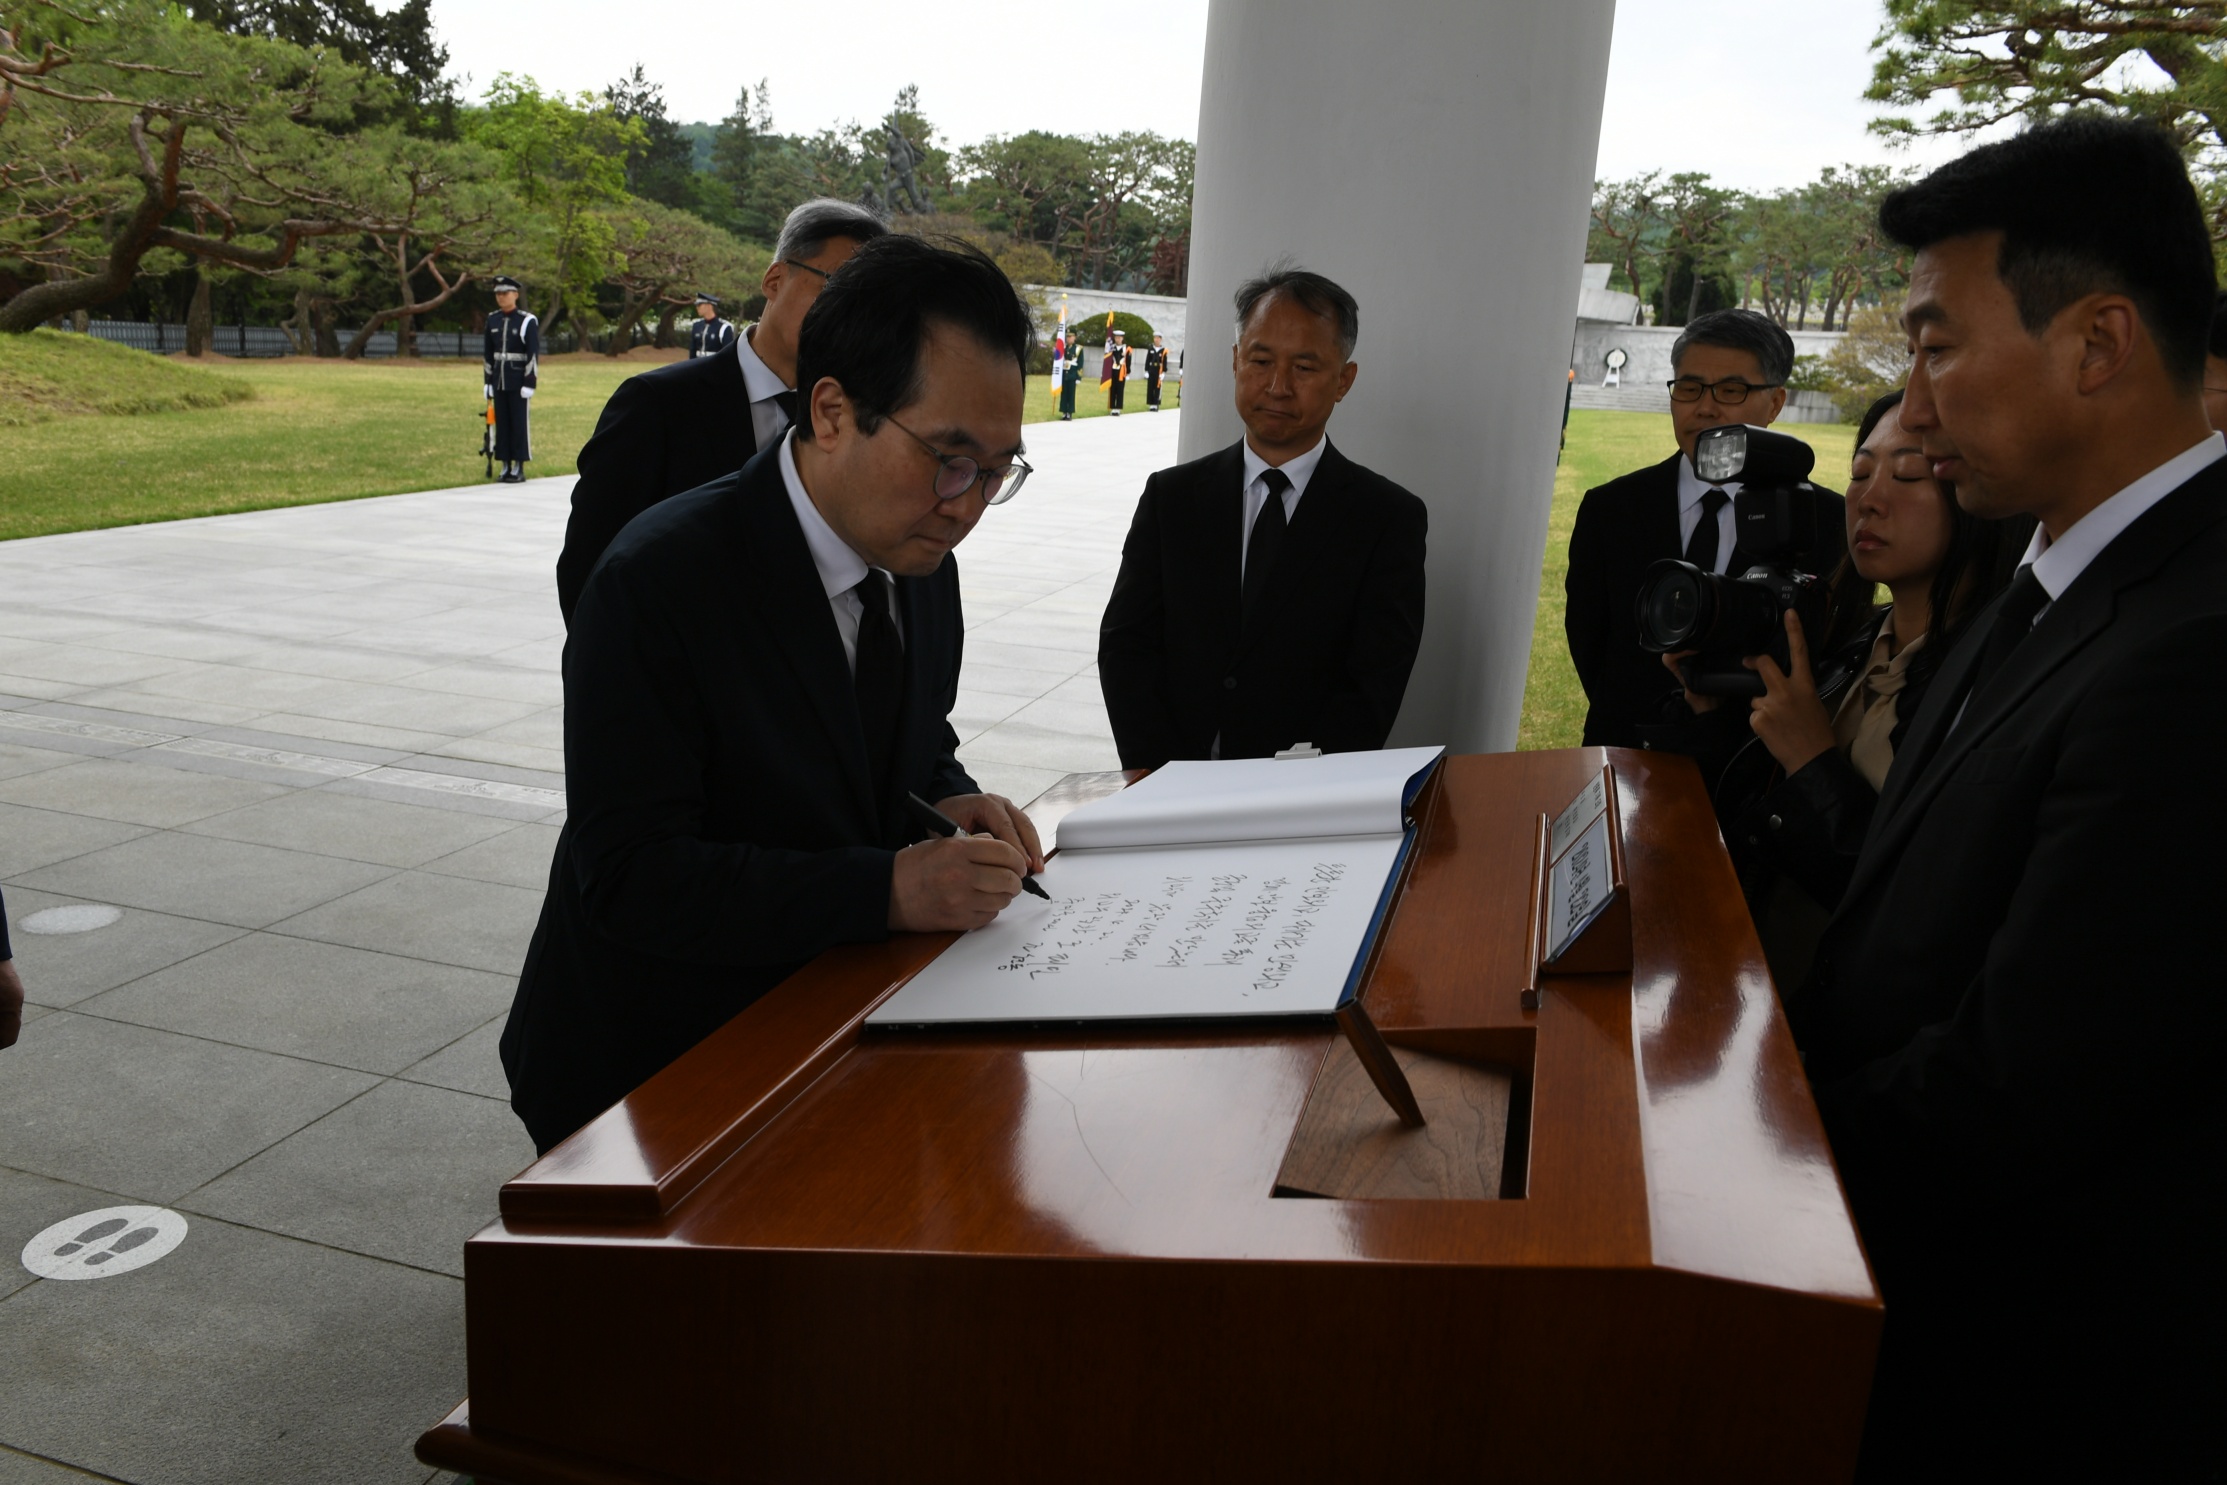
xmin=480 ymin=398 xmax=495 ymax=479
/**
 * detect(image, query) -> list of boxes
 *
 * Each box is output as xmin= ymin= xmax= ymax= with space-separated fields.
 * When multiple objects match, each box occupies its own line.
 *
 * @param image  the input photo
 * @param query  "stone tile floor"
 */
xmin=0 ymin=409 xmax=1178 ymax=1482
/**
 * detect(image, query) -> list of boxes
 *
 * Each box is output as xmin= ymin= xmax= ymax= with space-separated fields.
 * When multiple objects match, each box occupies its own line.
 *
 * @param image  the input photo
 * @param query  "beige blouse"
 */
xmin=1831 ymin=621 xmax=1927 ymax=791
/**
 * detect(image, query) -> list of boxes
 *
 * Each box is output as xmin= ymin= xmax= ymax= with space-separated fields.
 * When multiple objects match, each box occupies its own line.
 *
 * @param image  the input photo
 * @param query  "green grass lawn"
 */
xmin=1517 ymin=411 xmax=1858 ymax=750
xmin=0 ymin=343 xmax=651 ymax=541
xmin=0 ymin=335 xmax=1168 ymax=542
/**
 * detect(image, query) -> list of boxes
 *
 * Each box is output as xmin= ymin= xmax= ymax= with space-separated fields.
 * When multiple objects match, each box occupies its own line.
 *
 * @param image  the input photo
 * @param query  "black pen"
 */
xmin=905 ymin=792 xmax=1052 ymax=900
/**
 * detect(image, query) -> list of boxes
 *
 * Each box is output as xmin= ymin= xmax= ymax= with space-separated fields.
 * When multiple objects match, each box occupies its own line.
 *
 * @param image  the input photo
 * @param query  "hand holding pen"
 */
xmin=907 ymin=793 xmax=1051 ymax=900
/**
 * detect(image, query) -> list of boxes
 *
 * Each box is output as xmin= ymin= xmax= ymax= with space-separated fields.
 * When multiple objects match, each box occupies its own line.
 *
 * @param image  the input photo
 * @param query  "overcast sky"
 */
xmin=423 ymin=0 xmax=1973 ymax=193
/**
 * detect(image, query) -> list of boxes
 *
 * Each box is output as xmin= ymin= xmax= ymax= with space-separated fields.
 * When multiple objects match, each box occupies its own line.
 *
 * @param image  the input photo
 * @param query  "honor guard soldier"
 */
xmin=688 ymin=292 xmax=736 ymax=359
xmin=483 ymin=275 xmax=539 ymax=483
xmin=1058 ymin=332 xmax=1082 ymax=421
xmin=1102 ymin=329 xmax=1131 ymax=415
xmin=1145 ymin=334 xmax=1169 ymax=411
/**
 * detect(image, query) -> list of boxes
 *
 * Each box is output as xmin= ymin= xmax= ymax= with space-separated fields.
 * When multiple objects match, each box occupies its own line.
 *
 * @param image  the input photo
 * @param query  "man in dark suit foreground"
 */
xmin=553 ymin=198 xmax=887 ymax=623
xmin=1099 ymin=267 xmax=1426 ymax=767
xmin=504 ymin=237 xmax=1045 ymax=1153
xmin=1795 ymin=118 xmax=2224 ymax=1476
xmin=1563 ymin=309 xmax=1845 ymax=747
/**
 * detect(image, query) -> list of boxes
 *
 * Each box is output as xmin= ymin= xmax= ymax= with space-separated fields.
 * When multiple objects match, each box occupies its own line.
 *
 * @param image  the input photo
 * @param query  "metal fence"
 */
xmin=68 ymin=320 xmax=480 ymax=359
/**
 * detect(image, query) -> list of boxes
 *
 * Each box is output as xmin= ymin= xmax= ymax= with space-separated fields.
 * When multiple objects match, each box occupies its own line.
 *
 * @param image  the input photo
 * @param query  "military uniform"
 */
xmin=687 ymin=293 xmax=736 ymax=359
xmin=482 ymin=276 xmax=539 ymax=483
xmin=1058 ymin=338 xmax=1081 ymax=420
xmin=1102 ymin=336 xmax=1131 ymax=414
xmin=1144 ymin=341 xmax=1168 ymax=410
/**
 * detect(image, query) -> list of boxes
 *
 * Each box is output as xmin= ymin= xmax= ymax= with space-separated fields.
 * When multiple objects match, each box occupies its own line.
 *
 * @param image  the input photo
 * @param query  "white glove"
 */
xmin=519 ymin=387 xmax=534 ymax=399
xmin=482 ymin=385 xmax=492 ymax=398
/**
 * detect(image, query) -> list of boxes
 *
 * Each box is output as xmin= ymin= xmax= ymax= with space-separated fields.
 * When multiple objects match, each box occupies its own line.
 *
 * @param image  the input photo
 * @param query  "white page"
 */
xmin=1054 ymin=745 xmax=1444 ymax=851
xmin=867 ymin=832 xmax=1408 ymax=1025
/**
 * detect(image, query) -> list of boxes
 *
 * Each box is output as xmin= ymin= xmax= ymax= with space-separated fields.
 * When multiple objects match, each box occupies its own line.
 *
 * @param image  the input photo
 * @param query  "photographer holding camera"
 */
xmin=1564 ymin=309 xmax=1845 ymax=748
xmin=1644 ymin=391 xmax=2031 ymax=986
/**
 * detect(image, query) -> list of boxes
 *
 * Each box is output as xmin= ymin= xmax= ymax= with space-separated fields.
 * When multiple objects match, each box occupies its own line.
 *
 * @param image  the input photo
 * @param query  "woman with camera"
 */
xmin=1653 ymin=389 xmax=2032 ymax=988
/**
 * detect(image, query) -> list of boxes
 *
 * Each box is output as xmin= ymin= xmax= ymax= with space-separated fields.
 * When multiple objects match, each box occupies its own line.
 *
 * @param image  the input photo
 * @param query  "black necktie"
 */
xmin=1243 ymin=468 xmax=1292 ymax=620
xmin=1963 ymin=564 xmax=2048 ymax=707
xmin=852 ymin=574 xmax=904 ymax=797
xmin=772 ymin=389 xmax=799 ymax=434
xmin=1685 ymin=488 xmax=1729 ymax=572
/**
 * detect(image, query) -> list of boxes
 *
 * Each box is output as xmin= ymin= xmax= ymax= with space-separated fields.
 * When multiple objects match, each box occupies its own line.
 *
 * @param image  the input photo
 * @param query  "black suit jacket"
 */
xmin=1795 ymin=458 xmax=2227 ymax=1475
xmin=503 ymin=442 xmax=975 ymax=1152
xmin=1565 ymin=452 xmax=1846 ymax=747
xmin=1098 ymin=439 xmax=1426 ymax=768
xmin=555 ymin=349 xmax=769 ymax=624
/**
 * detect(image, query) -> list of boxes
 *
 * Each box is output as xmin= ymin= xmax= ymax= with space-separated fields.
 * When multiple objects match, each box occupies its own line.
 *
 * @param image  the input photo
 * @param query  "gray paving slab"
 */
xmin=181 ymin=788 xmax=516 ymax=869
xmin=0 ymin=1445 xmax=121 ymax=1483
xmin=270 ymin=869 xmax=544 ymax=975
xmin=2 ymin=886 xmax=246 ymax=1009
xmin=397 ymin=1016 xmax=511 ymax=1101
xmin=0 ymin=1166 xmax=133 ymax=1304
xmin=0 ymin=1215 xmax=464 ymax=1485
xmin=0 ymin=803 xmax=149 ymax=879
xmin=0 ymin=757 xmax=290 ymax=828
xmin=419 ymin=823 xmax=561 ymax=891
xmin=75 ymin=932 xmax=516 ymax=1075
xmin=14 ymin=831 xmax=393 ymax=929
xmin=0 ymin=742 xmax=78 ymax=783
xmin=0 ymin=1012 xmax=377 ymax=1201
xmin=183 ymin=1078 xmax=534 ymax=1276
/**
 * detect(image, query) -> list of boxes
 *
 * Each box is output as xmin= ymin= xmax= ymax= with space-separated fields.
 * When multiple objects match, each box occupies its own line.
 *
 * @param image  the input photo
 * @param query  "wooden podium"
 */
xmin=418 ymin=749 xmax=1881 ymax=1483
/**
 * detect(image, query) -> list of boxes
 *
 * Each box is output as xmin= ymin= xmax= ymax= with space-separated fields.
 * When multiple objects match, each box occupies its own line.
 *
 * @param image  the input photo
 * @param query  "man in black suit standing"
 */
xmin=1099 ymin=267 xmax=1426 ymax=768
xmin=1563 ymin=309 xmax=1843 ymax=746
xmin=1795 ymin=118 xmax=2224 ymax=1476
xmin=553 ymin=198 xmax=887 ymax=623
xmin=503 ymin=236 xmax=1045 ymax=1153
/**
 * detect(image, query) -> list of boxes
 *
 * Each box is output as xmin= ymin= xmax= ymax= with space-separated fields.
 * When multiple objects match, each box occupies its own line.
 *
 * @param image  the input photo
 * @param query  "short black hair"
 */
xmin=793 ymin=235 xmax=1035 ymax=435
xmin=1878 ymin=114 xmax=2214 ymax=386
xmin=1670 ymin=309 xmax=1794 ymax=384
xmin=1235 ymin=264 xmax=1358 ymax=358
xmin=2210 ymin=291 xmax=2227 ymax=362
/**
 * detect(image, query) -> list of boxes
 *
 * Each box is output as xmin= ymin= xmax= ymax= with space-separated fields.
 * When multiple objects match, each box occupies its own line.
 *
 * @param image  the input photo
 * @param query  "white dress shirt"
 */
xmin=2019 ymin=432 xmax=2226 ymax=617
xmin=735 ymin=324 xmax=794 ymax=452
xmin=1238 ymin=435 xmax=1329 ymax=579
xmin=778 ymin=431 xmax=898 ymax=672
xmin=1673 ymin=456 xmax=1742 ymax=575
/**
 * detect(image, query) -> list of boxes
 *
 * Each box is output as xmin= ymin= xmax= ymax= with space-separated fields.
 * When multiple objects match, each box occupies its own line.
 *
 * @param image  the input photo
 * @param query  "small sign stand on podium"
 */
xmin=1520 ymin=765 xmax=1631 ymax=1010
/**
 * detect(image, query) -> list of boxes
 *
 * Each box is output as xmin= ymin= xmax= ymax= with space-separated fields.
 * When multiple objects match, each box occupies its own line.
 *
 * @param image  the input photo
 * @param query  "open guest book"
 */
xmin=867 ymin=745 xmax=1446 ymax=1026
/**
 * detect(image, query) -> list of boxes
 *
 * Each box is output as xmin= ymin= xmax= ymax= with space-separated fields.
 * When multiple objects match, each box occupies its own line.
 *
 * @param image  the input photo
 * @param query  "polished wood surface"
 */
xmin=424 ymin=749 xmax=1881 ymax=1484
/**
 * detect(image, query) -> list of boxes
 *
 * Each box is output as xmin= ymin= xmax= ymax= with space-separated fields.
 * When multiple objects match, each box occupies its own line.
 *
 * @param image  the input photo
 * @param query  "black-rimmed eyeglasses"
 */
xmin=885 ymin=415 xmax=1032 ymax=505
xmin=1667 ymin=376 xmax=1783 ymax=405
xmin=1665 ymin=378 xmax=1781 ymax=407
xmin=782 ymin=257 xmax=830 ymax=282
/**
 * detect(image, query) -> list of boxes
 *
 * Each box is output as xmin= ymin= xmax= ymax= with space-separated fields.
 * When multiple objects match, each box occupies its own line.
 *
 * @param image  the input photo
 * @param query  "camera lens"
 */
xmin=1635 ymin=560 xmax=1714 ymax=651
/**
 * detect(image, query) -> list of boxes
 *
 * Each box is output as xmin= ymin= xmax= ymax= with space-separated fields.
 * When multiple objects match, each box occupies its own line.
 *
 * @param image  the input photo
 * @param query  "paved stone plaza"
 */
xmin=0 ymin=408 xmax=1176 ymax=1483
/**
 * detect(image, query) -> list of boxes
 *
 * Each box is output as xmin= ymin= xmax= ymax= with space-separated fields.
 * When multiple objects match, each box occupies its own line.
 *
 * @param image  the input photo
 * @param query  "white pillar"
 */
xmin=1180 ymin=0 xmax=1617 ymax=752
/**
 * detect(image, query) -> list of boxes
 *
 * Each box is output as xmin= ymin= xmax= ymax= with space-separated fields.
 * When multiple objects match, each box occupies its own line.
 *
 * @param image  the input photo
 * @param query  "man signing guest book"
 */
xmin=1098 ymin=266 xmax=1427 ymax=769
xmin=502 ymin=237 xmax=1045 ymax=1153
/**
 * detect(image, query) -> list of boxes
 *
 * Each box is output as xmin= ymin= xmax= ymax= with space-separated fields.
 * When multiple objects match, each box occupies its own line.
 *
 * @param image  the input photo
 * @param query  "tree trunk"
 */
xmin=393 ymin=240 xmax=417 ymax=358
xmin=70 ymin=309 xmax=90 ymax=333
xmin=654 ymin=303 xmax=679 ymax=348
xmin=185 ymin=268 xmax=213 ymax=357
xmin=281 ymin=288 xmax=314 ymax=355
xmin=313 ymin=298 xmax=341 ymax=357
xmin=606 ymin=287 xmax=660 ymax=356
xmin=1685 ymin=265 xmax=1702 ymax=325
xmin=1796 ymin=278 xmax=1811 ymax=331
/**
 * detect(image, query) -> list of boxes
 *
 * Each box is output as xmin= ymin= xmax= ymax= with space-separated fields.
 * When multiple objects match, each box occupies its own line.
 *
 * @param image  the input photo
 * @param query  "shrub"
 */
xmin=1823 ymin=305 xmax=1910 ymax=422
xmin=1057 ymin=309 xmax=1155 ymax=349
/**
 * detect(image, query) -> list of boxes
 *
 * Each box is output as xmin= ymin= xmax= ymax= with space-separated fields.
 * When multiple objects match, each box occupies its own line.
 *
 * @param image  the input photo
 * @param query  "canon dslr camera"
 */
xmin=1635 ymin=424 xmax=1833 ymax=698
